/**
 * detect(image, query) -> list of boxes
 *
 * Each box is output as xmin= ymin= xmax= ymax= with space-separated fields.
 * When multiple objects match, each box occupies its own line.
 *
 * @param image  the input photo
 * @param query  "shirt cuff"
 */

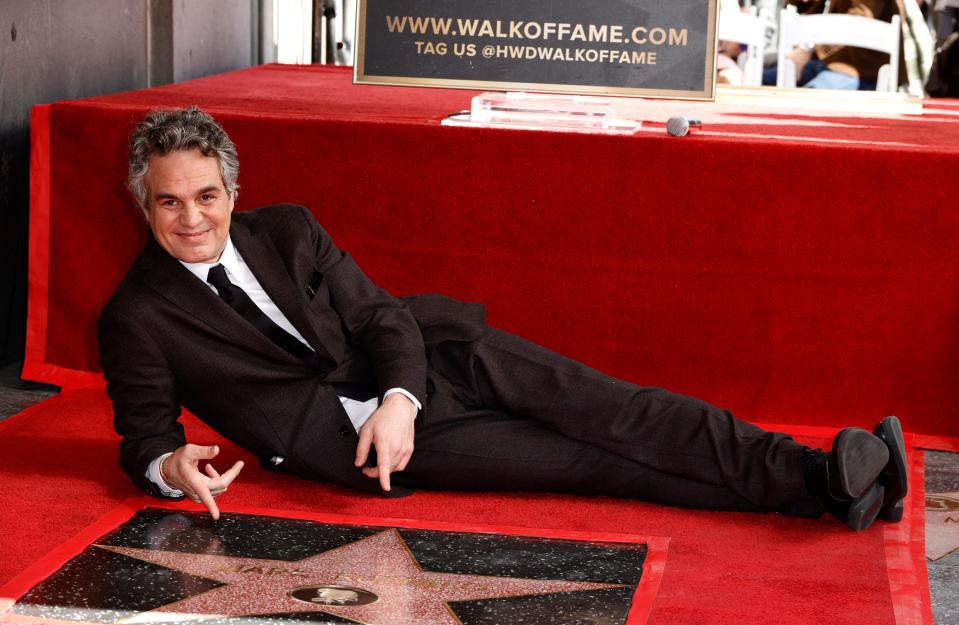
xmin=382 ymin=387 xmax=421 ymax=414
xmin=146 ymin=452 xmax=185 ymax=498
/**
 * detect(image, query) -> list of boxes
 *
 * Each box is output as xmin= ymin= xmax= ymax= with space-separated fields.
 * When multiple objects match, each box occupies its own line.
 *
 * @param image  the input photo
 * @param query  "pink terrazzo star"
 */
xmin=926 ymin=492 xmax=959 ymax=562
xmin=100 ymin=529 xmax=626 ymax=624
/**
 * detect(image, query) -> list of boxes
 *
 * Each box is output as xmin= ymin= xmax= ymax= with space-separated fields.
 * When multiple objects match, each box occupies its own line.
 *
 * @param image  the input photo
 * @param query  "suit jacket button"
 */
xmin=339 ymin=425 xmax=352 ymax=437
xmin=319 ymin=371 xmax=328 ymax=380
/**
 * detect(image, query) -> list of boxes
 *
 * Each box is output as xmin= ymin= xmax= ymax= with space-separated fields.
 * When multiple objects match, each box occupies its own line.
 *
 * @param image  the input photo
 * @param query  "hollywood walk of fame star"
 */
xmin=926 ymin=492 xmax=959 ymax=562
xmin=98 ymin=529 xmax=627 ymax=625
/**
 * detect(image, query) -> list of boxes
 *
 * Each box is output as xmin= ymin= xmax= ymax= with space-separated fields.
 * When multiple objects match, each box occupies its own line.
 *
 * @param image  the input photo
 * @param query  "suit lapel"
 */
xmin=137 ymin=231 xmax=331 ymax=369
xmin=137 ymin=235 xmax=291 ymax=362
xmin=230 ymin=220 xmax=337 ymax=365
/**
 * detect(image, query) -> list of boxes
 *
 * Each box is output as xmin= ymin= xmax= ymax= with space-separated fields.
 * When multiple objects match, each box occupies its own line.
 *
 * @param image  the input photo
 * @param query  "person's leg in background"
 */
xmin=803 ymin=68 xmax=864 ymax=89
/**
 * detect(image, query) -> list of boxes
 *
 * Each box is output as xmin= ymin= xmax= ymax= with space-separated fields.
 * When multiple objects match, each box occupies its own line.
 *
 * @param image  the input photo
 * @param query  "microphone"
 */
xmin=666 ymin=116 xmax=702 ymax=137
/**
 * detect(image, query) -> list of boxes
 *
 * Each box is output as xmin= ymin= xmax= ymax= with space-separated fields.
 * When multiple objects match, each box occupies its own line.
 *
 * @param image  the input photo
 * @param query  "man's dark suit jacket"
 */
xmin=98 ymin=204 xmax=486 ymax=496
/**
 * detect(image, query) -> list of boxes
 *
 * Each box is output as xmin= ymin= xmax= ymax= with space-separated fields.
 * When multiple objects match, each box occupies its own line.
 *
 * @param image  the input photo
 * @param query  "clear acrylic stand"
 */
xmin=441 ymin=92 xmax=644 ymax=135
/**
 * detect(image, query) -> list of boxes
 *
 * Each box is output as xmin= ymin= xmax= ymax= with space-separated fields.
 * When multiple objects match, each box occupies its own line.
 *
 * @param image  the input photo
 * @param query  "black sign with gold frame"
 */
xmin=354 ymin=0 xmax=719 ymax=100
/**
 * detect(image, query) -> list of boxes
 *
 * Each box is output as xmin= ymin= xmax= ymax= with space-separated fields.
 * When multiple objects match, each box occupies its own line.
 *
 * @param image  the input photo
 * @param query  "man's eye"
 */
xmin=200 ymin=194 xmax=216 ymax=202
xmin=162 ymin=200 xmax=178 ymax=209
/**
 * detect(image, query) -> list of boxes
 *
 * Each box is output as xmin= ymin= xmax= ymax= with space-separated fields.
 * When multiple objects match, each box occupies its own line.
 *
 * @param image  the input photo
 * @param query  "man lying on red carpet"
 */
xmin=98 ymin=107 xmax=908 ymax=531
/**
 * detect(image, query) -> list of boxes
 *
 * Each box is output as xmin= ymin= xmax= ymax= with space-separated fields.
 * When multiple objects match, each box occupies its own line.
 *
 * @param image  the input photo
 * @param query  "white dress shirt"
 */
xmin=146 ymin=237 xmax=420 ymax=496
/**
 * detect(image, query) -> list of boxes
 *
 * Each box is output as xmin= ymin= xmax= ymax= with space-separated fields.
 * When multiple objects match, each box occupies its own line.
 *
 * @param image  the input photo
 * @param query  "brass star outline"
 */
xmin=98 ymin=528 xmax=628 ymax=625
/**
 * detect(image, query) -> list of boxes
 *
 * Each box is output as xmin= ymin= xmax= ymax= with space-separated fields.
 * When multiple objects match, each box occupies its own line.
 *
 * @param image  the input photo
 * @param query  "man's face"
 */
xmin=140 ymin=149 xmax=235 ymax=264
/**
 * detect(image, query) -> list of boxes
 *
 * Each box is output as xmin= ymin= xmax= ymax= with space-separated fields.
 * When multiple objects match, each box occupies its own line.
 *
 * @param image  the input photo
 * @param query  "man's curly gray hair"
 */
xmin=127 ymin=106 xmax=239 ymax=207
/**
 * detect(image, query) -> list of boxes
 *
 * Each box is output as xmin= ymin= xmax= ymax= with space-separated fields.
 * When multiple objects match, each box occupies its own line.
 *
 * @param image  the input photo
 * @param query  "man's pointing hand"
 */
xmin=354 ymin=393 xmax=416 ymax=492
xmin=162 ymin=444 xmax=244 ymax=520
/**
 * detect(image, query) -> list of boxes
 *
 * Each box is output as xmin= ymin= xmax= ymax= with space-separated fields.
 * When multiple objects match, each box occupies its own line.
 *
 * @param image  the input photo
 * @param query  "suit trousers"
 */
xmin=398 ymin=328 xmax=817 ymax=514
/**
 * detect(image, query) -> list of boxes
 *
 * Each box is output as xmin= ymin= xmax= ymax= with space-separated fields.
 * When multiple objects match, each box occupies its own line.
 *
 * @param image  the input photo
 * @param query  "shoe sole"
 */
xmin=834 ymin=428 xmax=889 ymax=499
xmin=846 ymin=481 xmax=884 ymax=531
xmin=882 ymin=499 xmax=904 ymax=523
xmin=875 ymin=415 xmax=907 ymax=522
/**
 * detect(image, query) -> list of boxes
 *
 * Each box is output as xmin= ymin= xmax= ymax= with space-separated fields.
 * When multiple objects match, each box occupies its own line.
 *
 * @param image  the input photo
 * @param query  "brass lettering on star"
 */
xmin=335 ymin=574 xmax=493 ymax=593
xmin=215 ymin=564 xmax=309 ymax=576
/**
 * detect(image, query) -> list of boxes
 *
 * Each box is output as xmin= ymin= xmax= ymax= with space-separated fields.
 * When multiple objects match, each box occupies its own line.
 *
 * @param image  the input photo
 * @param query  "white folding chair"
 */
xmin=718 ymin=7 xmax=770 ymax=86
xmin=776 ymin=4 xmax=901 ymax=91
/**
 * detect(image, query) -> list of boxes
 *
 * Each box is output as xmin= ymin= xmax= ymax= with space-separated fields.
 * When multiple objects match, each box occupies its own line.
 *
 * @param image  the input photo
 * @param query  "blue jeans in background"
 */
xmin=762 ymin=58 xmax=877 ymax=90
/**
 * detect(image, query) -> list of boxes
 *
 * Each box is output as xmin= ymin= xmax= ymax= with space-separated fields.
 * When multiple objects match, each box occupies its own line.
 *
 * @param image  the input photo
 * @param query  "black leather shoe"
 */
xmin=873 ymin=415 xmax=907 ymax=522
xmin=801 ymin=427 xmax=889 ymax=530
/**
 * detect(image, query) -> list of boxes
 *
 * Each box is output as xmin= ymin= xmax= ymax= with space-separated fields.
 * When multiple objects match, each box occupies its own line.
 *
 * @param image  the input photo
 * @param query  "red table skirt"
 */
xmin=25 ymin=64 xmax=959 ymax=449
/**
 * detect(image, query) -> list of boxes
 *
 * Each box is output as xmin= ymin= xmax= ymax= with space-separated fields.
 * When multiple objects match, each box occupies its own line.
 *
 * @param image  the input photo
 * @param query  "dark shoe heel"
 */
xmin=846 ymin=482 xmax=884 ymax=531
xmin=881 ymin=499 xmax=904 ymax=522
xmin=874 ymin=415 xmax=907 ymax=524
xmin=834 ymin=428 xmax=888 ymax=498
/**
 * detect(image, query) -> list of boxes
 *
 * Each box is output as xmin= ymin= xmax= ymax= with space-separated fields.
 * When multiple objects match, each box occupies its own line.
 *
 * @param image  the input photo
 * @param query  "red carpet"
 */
xmin=0 ymin=391 xmax=933 ymax=624
xmin=24 ymin=64 xmax=959 ymax=446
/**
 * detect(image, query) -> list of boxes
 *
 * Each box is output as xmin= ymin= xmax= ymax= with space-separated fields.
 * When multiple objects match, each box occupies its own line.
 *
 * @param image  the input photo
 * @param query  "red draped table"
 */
xmin=26 ymin=64 xmax=959 ymax=447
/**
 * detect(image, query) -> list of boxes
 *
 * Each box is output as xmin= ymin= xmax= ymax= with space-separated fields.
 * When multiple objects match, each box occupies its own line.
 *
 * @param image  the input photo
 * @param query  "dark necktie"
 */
xmin=206 ymin=264 xmax=376 ymax=401
xmin=207 ymin=264 xmax=323 ymax=369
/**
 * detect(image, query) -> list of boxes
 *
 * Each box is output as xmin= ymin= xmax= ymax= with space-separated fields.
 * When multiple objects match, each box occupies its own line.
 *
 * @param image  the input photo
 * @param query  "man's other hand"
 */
xmin=354 ymin=393 xmax=416 ymax=492
xmin=162 ymin=444 xmax=244 ymax=520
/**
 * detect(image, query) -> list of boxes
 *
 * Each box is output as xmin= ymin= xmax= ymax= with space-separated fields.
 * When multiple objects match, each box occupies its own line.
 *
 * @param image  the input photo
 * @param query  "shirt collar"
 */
xmin=179 ymin=237 xmax=242 ymax=284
